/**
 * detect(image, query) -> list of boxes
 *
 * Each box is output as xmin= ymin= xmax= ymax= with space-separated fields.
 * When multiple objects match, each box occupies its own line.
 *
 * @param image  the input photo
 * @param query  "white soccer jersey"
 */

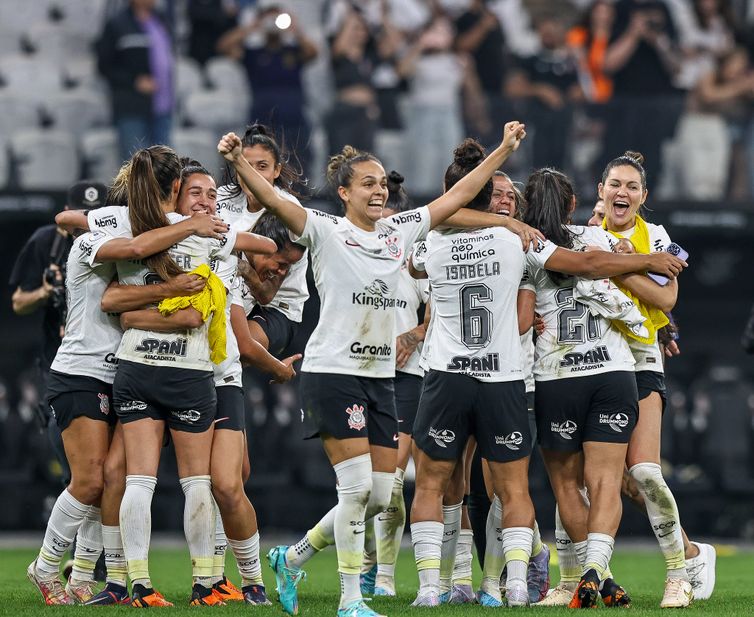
xmin=605 ymin=222 xmax=672 ymax=373
xmin=214 ymin=275 xmax=244 ymax=388
xmin=116 ymin=228 xmax=238 ymax=371
xmin=293 ymin=206 xmax=431 ymax=377
xmin=421 ymin=227 xmax=556 ymax=383
xmin=521 ymin=225 xmax=636 ymax=381
xmin=216 ymin=185 xmax=309 ymax=322
xmin=395 ymin=263 xmax=430 ymax=377
xmin=50 ymin=231 xmax=122 ymax=383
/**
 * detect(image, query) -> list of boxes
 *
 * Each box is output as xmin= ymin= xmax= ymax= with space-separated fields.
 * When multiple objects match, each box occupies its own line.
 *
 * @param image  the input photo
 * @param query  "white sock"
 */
xmin=71 ymin=506 xmax=102 ymax=583
xmin=37 ymin=489 xmax=90 ymax=578
xmin=179 ymin=475 xmax=215 ymax=588
xmin=286 ymin=519 xmax=330 ymax=570
xmin=439 ymin=502 xmax=462 ymax=594
xmin=574 ymin=540 xmax=588 ymax=572
xmin=120 ymin=475 xmax=157 ymax=588
xmin=375 ymin=468 xmax=405 ymax=580
xmin=333 ymin=454 xmax=372 ymax=608
xmin=629 ymin=462 xmax=688 ymax=579
xmin=503 ymin=526 xmax=533 ymax=586
xmin=481 ymin=496 xmax=504 ymax=598
xmin=411 ymin=521 xmax=443 ymax=595
xmin=362 ymin=471 xmax=393 ymax=570
xmin=531 ymin=520 xmax=544 ymax=557
xmin=452 ymin=529 xmax=474 ymax=587
xmin=102 ymin=524 xmax=127 ymax=587
xmin=584 ymin=532 xmax=614 ymax=580
xmin=555 ymin=505 xmax=581 ymax=585
xmin=228 ymin=532 xmax=263 ymax=586
xmin=212 ymin=501 xmax=227 ymax=585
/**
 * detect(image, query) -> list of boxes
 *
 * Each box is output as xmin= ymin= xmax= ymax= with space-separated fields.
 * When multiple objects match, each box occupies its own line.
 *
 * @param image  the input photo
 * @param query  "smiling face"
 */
xmin=339 ymin=160 xmax=388 ymax=227
xmin=249 ymin=244 xmax=305 ymax=283
xmin=599 ymin=165 xmax=647 ymax=231
xmin=177 ymin=173 xmax=217 ymax=216
xmin=490 ymin=175 xmax=517 ymax=217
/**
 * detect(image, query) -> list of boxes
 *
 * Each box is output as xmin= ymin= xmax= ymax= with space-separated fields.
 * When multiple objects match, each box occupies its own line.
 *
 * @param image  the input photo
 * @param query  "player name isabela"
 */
xmin=445 ymin=261 xmax=501 ymax=281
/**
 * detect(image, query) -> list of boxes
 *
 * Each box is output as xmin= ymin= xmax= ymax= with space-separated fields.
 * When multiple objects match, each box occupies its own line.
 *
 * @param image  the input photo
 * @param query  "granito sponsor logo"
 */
xmin=350 ymin=342 xmax=392 ymax=357
xmin=171 ymin=409 xmax=201 ymax=424
xmin=118 ymin=400 xmax=148 ymax=413
xmin=560 ymin=345 xmax=611 ymax=369
xmin=599 ymin=412 xmax=630 ymax=433
xmin=352 ymin=279 xmax=407 ymax=310
xmin=104 ymin=352 xmax=119 ymax=365
xmin=551 ymin=420 xmax=578 ymax=440
xmin=429 ymin=426 xmax=455 ymax=448
xmin=447 ymin=353 xmax=499 ymax=373
xmin=495 ymin=431 xmax=523 ymax=450
xmin=95 ymin=214 xmax=118 ymax=228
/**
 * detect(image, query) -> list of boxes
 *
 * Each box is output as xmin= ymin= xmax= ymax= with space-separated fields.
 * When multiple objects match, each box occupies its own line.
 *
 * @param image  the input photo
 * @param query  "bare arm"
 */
xmin=230 ymin=304 xmax=301 ymax=382
xmin=120 ymin=307 xmax=204 ymax=332
xmin=12 ymin=284 xmax=51 ymax=315
xmin=55 ymin=210 xmax=89 ymax=233
xmin=603 ymin=14 xmax=645 ymax=73
xmin=218 ymin=132 xmax=308 ymax=236
xmin=544 ymin=246 xmax=686 ymax=279
xmin=101 ymin=275 xmax=206 ymax=313
xmin=233 ymin=231 xmax=277 ymax=255
xmin=427 ymin=121 xmax=526 ymax=229
xmin=237 ymin=259 xmax=282 ymax=305
xmin=441 ymin=209 xmax=545 ymax=250
xmin=615 ymin=273 xmax=678 ymax=313
xmin=517 ymin=289 xmax=536 ymax=335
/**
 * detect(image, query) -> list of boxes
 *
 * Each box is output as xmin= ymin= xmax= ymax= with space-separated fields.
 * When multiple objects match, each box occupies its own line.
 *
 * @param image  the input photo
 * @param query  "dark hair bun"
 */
xmin=246 ymin=123 xmax=272 ymax=138
xmin=453 ymin=138 xmax=486 ymax=170
xmin=387 ymin=170 xmax=404 ymax=187
xmin=623 ymin=150 xmax=645 ymax=166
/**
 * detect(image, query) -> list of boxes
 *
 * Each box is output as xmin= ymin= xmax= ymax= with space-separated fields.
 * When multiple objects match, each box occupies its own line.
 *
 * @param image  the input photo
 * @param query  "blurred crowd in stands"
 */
xmin=0 ymin=0 xmax=753 ymax=200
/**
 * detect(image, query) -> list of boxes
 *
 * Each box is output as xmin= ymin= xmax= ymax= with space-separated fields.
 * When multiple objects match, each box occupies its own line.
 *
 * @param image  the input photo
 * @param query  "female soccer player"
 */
xmin=410 ymin=146 xmax=686 ymax=608
xmin=105 ymin=145 xmax=275 ymax=608
xmin=599 ymin=151 xmax=714 ymax=607
xmin=218 ymin=122 xmax=540 ymax=617
xmin=26 ymin=206 xmax=226 ymax=605
xmin=518 ymin=167 xmax=686 ymax=608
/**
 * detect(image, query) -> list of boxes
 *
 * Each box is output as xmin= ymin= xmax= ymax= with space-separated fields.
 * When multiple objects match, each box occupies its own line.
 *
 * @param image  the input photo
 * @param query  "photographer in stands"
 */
xmin=9 ymin=181 xmax=108 ymax=483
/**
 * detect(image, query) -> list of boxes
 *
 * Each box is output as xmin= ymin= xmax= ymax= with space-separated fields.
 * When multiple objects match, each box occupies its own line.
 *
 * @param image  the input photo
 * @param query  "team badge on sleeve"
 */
xmin=346 ymin=404 xmax=366 ymax=430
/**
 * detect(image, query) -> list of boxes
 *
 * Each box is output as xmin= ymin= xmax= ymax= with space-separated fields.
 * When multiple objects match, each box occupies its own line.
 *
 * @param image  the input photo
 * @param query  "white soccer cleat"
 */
xmin=534 ymin=583 xmax=576 ymax=606
xmin=373 ymin=573 xmax=396 ymax=597
xmin=505 ymin=580 xmax=529 ymax=607
xmin=660 ymin=578 xmax=693 ymax=608
xmin=27 ymin=560 xmax=73 ymax=605
xmin=685 ymin=542 xmax=716 ymax=600
xmin=65 ymin=578 xmax=98 ymax=603
xmin=411 ymin=590 xmax=440 ymax=607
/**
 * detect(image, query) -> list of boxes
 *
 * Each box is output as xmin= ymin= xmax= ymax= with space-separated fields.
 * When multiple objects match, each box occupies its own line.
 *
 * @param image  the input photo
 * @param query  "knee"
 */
xmin=211 ymin=477 xmax=246 ymax=512
xmin=104 ymin=455 xmax=126 ymax=494
xmin=70 ymin=470 xmax=105 ymax=504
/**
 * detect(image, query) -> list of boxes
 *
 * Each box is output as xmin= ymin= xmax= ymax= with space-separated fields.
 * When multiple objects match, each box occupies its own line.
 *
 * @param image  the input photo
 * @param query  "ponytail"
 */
xmin=127 ymin=147 xmax=184 ymax=281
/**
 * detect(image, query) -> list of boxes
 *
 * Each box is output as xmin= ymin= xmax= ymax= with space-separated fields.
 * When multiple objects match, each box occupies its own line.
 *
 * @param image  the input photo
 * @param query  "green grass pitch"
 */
xmin=3 ymin=544 xmax=751 ymax=615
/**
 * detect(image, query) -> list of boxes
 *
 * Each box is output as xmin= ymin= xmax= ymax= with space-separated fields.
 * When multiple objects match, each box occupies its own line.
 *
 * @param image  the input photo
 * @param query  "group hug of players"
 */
xmin=27 ymin=119 xmax=716 ymax=615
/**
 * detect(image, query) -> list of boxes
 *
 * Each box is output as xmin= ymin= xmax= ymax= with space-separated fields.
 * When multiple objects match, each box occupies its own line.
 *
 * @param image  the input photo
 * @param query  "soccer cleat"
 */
xmin=527 ymin=543 xmax=550 ymax=603
xmin=536 ymin=583 xmax=577 ymax=606
xmin=686 ymin=542 xmax=716 ymax=600
xmin=411 ymin=590 xmax=440 ymax=607
xmin=373 ymin=574 xmax=395 ymax=597
xmin=130 ymin=583 xmax=174 ymax=607
xmin=448 ymin=584 xmax=475 ymax=604
xmin=476 ymin=590 xmax=504 ymax=607
xmin=243 ymin=584 xmax=272 ymax=605
xmin=190 ymin=584 xmax=225 ymax=606
xmin=27 ymin=559 xmax=73 ymax=605
xmin=660 ymin=578 xmax=693 ymax=608
xmin=85 ymin=582 xmax=130 ymax=605
xmin=65 ymin=577 xmax=98 ymax=603
xmin=268 ymin=545 xmax=306 ymax=616
xmin=337 ymin=599 xmax=386 ymax=617
xmin=438 ymin=590 xmax=451 ymax=604
xmin=506 ymin=580 xmax=529 ymax=607
xmin=600 ymin=578 xmax=631 ymax=608
xmin=212 ymin=577 xmax=244 ymax=602
xmin=568 ymin=569 xmax=600 ymax=609
xmin=360 ymin=563 xmax=377 ymax=595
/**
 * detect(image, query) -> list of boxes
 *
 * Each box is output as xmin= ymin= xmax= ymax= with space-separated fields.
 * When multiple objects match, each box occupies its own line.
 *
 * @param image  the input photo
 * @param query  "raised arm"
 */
xmin=233 ymin=231 xmax=277 ymax=255
xmin=218 ymin=132 xmax=308 ymax=236
xmin=544 ymin=246 xmax=687 ymax=280
xmin=94 ymin=213 xmax=227 ymax=262
xmin=101 ymin=276 xmax=206 ymax=313
xmin=442 ymin=209 xmax=544 ymax=250
xmin=426 ymin=121 xmax=526 ymax=229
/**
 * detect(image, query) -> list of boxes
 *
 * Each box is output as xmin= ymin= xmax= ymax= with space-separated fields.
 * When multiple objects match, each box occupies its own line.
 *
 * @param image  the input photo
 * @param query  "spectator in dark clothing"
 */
xmin=96 ymin=0 xmax=175 ymax=162
xmin=217 ymin=1 xmax=318 ymax=169
xmin=455 ymin=0 xmax=511 ymax=142
xmin=506 ymin=16 xmax=583 ymax=170
xmin=188 ymin=0 xmax=239 ymax=65
xmin=601 ymin=0 xmax=685 ymax=186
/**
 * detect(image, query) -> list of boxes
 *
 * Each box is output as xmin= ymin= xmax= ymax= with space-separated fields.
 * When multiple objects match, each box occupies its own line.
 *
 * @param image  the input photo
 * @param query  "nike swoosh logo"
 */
xmin=658 ymin=531 xmax=674 ymax=538
xmin=392 ymin=434 xmax=400 ymax=441
xmin=354 ymin=529 xmax=365 ymax=534
xmin=345 ymin=240 xmax=360 ymax=247
xmin=214 ymin=417 xmax=230 ymax=423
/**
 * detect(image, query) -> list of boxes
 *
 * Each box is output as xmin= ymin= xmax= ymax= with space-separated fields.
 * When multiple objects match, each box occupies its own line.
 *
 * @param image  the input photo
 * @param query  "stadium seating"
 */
xmin=173 ymin=127 xmax=224 ymax=181
xmin=43 ymin=88 xmax=110 ymax=137
xmin=80 ymin=127 xmax=120 ymax=184
xmin=10 ymin=129 xmax=79 ymax=190
xmin=0 ymin=91 xmax=41 ymax=137
xmin=182 ymin=89 xmax=247 ymax=136
xmin=0 ymin=140 xmax=9 ymax=189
